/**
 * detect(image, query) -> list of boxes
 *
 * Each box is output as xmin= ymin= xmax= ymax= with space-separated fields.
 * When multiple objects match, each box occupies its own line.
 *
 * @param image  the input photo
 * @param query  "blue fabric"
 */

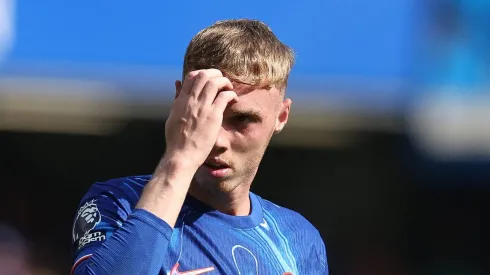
xmin=71 ymin=175 xmax=328 ymax=274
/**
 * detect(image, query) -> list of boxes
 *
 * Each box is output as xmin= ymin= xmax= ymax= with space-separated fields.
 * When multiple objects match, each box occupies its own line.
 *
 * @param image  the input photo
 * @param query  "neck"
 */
xmin=188 ymin=181 xmax=252 ymax=216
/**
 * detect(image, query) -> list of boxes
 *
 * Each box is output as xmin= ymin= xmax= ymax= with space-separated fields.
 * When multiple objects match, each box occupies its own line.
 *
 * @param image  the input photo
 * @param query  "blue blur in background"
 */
xmin=1 ymin=0 xmax=417 ymax=102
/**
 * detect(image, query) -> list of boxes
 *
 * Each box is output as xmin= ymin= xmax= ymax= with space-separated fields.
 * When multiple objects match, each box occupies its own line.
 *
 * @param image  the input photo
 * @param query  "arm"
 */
xmin=72 ymin=69 xmax=237 ymax=275
xmin=135 ymin=69 xmax=237 ymax=227
xmin=70 ymin=179 xmax=175 ymax=275
xmin=72 ymin=208 xmax=173 ymax=275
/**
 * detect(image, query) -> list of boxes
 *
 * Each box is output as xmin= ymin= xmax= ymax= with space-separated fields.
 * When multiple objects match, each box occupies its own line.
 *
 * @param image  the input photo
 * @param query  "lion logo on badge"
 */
xmin=72 ymin=200 xmax=102 ymax=242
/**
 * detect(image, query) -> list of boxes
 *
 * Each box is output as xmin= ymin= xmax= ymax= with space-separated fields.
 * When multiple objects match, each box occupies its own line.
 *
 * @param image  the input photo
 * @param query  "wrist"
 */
xmin=138 ymin=153 xmax=198 ymax=228
xmin=153 ymin=153 xmax=198 ymax=183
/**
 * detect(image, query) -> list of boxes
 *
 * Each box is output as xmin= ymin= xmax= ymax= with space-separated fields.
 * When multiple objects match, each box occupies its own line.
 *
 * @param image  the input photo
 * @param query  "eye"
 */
xmin=233 ymin=115 xmax=253 ymax=124
xmin=226 ymin=111 xmax=262 ymax=129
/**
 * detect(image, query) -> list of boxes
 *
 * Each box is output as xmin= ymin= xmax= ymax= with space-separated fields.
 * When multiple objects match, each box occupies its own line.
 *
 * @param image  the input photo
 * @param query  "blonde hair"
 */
xmin=183 ymin=19 xmax=295 ymax=90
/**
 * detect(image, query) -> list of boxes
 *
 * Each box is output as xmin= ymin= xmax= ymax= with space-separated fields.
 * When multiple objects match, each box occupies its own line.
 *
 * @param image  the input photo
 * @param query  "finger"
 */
xmin=189 ymin=69 xmax=223 ymax=98
xmin=213 ymin=91 xmax=238 ymax=113
xmin=200 ymin=77 xmax=234 ymax=104
xmin=180 ymin=70 xmax=204 ymax=98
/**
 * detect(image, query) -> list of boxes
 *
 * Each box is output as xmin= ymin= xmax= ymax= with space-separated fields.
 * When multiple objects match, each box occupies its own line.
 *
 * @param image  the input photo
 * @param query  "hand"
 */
xmin=163 ymin=69 xmax=238 ymax=171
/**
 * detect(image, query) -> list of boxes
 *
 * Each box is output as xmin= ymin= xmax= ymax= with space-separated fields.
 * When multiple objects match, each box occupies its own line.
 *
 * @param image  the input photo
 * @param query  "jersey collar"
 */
xmin=184 ymin=192 xmax=263 ymax=229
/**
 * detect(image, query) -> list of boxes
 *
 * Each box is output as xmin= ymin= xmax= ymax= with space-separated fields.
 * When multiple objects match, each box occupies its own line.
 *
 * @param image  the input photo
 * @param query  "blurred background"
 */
xmin=1 ymin=0 xmax=490 ymax=274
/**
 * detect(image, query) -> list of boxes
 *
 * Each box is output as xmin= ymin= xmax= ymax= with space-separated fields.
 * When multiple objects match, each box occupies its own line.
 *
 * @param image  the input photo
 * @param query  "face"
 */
xmin=176 ymin=82 xmax=291 ymax=194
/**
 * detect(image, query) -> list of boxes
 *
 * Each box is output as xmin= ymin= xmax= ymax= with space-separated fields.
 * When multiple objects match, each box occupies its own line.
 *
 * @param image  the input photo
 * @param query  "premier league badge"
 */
xmin=72 ymin=199 xmax=102 ymax=243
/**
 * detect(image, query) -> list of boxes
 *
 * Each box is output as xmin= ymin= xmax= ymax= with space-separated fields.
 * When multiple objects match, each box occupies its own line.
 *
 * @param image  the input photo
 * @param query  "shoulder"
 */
xmin=86 ymin=174 xmax=151 ymax=194
xmin=72 ymin=175 xmax=151 ymax=245
xmin=254 ymin=193 xmax=323 ymax=242
xmin=74 ymin=175 xmax=152 ymax=224
xmin=80 ymin=175 xmax=151 ymax=205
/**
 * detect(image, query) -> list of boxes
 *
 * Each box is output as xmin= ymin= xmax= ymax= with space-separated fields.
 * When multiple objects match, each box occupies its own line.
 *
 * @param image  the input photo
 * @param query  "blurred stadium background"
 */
xmin=1 ymin=0 xmax=490 ymax=274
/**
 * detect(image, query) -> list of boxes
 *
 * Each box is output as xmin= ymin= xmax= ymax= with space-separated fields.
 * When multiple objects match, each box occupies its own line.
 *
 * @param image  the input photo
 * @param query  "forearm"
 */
xmin=136 ymin=156 xmax=196 ymax=228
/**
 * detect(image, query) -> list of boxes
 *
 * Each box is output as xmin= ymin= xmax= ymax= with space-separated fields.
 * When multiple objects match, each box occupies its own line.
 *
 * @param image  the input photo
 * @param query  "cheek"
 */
xmin=230 ymin=125 xmax=272 ymax=153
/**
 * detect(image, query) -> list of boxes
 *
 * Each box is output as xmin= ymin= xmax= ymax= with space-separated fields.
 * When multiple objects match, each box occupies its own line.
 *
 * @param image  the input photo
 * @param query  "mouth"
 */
xmin=203 ymin=159 xmax=230 ymax=169
xmin=202 ymin=158 xmax=232 ymax=178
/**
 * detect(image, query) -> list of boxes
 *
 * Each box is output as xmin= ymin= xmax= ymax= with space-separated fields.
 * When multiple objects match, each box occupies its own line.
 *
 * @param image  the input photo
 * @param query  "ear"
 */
xmin=174 ymin=80 xmax=182 ymax=99
xmin=274 ymin=98 xmax=292 ymax=134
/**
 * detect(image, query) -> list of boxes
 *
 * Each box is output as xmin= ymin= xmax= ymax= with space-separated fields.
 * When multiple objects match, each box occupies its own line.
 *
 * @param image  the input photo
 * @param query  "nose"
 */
xmin=213 ymin=126 xmax=230 ymax=153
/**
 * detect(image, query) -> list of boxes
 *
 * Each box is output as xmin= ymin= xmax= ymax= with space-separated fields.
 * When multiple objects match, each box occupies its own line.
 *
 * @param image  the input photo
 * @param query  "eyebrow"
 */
xmin=230 ymin=109 xmax=264 ymax=121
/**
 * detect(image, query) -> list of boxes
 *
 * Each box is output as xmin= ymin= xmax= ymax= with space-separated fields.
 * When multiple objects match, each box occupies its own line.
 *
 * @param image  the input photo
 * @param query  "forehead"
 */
xmin=230 ymin=84 xmax=282 ymax=111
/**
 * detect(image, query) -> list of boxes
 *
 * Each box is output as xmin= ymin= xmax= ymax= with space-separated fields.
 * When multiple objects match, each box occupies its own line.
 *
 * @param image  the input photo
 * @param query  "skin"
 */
xmin=136 ymin=69 xmax=291 ymax=227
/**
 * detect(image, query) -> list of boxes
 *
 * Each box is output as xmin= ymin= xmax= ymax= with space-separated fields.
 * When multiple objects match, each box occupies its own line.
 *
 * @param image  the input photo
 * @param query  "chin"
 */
xmin=193 ymin=170 xmax=240 ymax=193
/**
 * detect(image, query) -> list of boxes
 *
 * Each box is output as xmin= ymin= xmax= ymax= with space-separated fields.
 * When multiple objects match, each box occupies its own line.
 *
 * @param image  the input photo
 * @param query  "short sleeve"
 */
xmin=71 ymin=180 xmax=135 ymax=269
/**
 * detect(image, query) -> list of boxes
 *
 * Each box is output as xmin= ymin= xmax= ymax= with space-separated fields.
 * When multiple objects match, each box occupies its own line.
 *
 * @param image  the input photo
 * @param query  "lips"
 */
xmin=202 ymin=158 xmax=232 ymax=178
xmin=203 ymin=158 xmax=230 ymax=169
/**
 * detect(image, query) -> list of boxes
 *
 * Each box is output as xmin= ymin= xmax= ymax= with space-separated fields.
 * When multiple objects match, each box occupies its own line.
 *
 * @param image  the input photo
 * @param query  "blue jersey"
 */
xmin=71 ymin=175 xmax=328 ymax=275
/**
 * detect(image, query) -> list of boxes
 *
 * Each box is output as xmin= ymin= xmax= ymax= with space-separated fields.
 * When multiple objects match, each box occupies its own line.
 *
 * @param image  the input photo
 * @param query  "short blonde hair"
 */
xmin=183 ymin=19 xmax=295 ymax=90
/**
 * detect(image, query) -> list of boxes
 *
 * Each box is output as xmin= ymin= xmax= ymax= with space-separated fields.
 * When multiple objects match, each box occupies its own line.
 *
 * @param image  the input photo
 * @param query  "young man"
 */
xmin=71 ymin=19 xmax=328 ymax=275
